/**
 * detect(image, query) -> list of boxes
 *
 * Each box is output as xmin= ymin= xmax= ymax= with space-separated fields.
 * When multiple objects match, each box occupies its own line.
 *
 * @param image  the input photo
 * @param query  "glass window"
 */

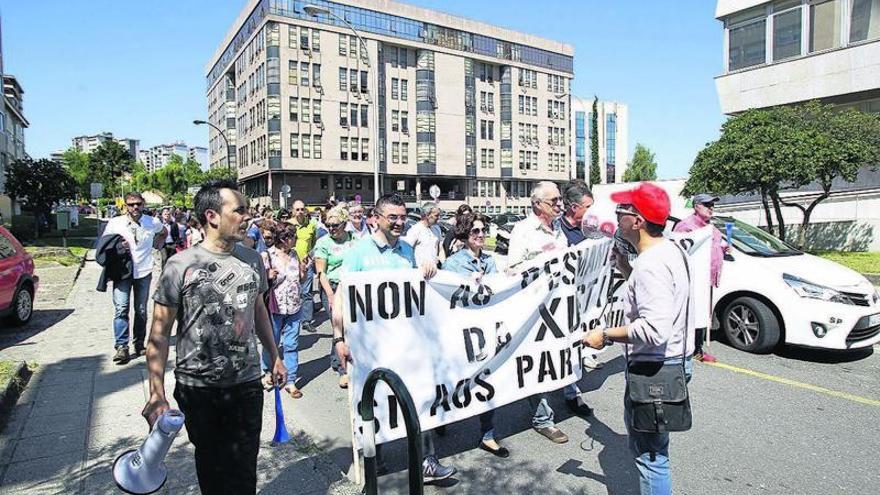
xmin=289 ymin=97 xmax=298 ymax=121
xmin=269 ymin=132 xmax=281 ymax=157
xmin=391 ymin=78 xmax=399 ymax=99
xmin=360 ymin=71 xmax=368 ymax=93
xmin=300 ymin=62 xmax=310 ymax=86
xmin=351 ymin=106 xmax=358 ymax=127
xmin=810 ymin=0 xmax=842 ymax=52
xmin=301 ymin=98 xmax=310 ymax=122
xmin=773 ymin=7 xmax=802 ymax=60
xmin=314 ymin=135 xmax=322 ymax=159
xmin=267 ymin=94 xmax=280 ymax=120
xmin=341 ymin=137 xmax=348 ymax=160
xmin=392 ymin=142 xmax=400 ymax=163
xmin=313 ymin=100 xmax=322 ymax=123
xmin=850 ymin=0 xmax=880 ymax=42
xmin=302 ymin=135 xmax=311 ymax=158
xmin=401 ymin=80 xmax=408 ymax=101
xmin=401 ymin=111 xmax=408 ymax=133
xmin=401 ymin=143 xmax=408 ymax=164
xmin=339 ymin=33 xmax=347 ymax=56
xmin=312 ymin=29 xmax=321 ymax=51
xmin=340 ymin=102 xmax=348 ymax=126
xmin=289 ymin=60 xmax=298 ymax=85
xmin=351 ymin=137 xmax=359 ymax=160
xmin=362 ymin=138 xmax=369 ymax=161
xmin=361 ymin=105 xmax=368 ymax=127
xmin=392 ymin=110 xmax=400 ymax=131
xmin=339 ymin=67 xmax=347 ymax=91
xmin=312 ymin=64 xmax=321 ymax=87
xmin=729 ymin=18 xmax=767 ymax=70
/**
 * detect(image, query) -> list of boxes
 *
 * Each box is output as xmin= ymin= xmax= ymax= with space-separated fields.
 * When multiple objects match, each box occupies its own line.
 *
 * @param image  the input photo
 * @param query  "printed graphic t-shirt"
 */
xmin=154 ymin=244 xmax=269 ymax=387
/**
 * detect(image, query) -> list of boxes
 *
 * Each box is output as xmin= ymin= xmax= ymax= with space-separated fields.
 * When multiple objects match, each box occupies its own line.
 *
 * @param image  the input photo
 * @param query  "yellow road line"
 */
xmin=702 ymin=361 xmax=880 ymax=408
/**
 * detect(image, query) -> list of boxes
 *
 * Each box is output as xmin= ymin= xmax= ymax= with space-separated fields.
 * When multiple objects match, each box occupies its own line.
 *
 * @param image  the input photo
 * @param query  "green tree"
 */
xmin=201 ymin=166 xmax=237 ymax=183
xmin=154 ymin=156 xmax=188 ymax=197
xmin=5 ymin=158 xmax=76 ymax=237
xmin=90 ymin=140 xmax=133 ymax=196
xmin=589 ymin=96 xmax=601 ymax=185
xmin=622 ymin=143 xmax=658 ymax=182
xmin=61 ymin=148 xmax=92 ymax=199
xmin=684 ymin=101 xmax=880 ymax=246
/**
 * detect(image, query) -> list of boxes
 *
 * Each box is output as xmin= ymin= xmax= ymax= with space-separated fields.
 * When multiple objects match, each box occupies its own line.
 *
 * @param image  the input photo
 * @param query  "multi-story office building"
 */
xmin=716 ymin=0 xmax=880 ymax=115
xmin=139 ymin=141 xmax=206 ymax=172
xmin=72 ymin=132 xmax=140 ymax=158
xmin=188 ymin=146 xmax=210 ymax=171
xmin=0 ymin=19 xmax=29 ymax=219
xmin=571 ymin=98 xmax=628 ymax=185
xmin=205 ymin=0 xmax=575 ymax=213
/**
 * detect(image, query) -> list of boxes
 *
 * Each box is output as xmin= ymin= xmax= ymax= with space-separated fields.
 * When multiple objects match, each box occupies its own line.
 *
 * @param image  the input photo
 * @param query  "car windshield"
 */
xmin=711 ymin=218 xmax=801 ymax=257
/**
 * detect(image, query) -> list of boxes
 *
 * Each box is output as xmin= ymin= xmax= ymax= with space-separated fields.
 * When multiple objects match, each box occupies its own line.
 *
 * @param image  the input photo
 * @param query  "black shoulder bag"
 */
xmin=625 ymin=242 xmax=692 ymax=433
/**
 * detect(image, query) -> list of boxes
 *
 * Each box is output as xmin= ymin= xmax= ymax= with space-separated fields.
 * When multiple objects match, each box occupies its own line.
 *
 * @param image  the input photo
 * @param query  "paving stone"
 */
xmin=12 ymin=430 xmax=86 ymax=463
xmin=19 ymin=409 xmax=89 ymax=439
xmin=0 ymin=451 xmax=81 ymax=488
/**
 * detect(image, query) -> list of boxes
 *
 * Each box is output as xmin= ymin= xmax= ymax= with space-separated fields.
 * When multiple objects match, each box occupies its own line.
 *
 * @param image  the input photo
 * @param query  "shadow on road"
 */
xmin=776 ymin=345 xmax=873 ymax=364
xmin=0 ymin=309 xmax=75 ymax=352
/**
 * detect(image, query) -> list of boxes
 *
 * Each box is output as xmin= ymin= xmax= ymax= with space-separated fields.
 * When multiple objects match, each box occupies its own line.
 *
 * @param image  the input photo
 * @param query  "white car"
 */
xmin=710 ymin=217 xmax=880 ymax=353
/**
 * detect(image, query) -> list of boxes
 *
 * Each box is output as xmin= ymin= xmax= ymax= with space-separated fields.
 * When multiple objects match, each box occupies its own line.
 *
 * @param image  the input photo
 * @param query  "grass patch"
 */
xmin=25 ymin=246 xmax=86 ymax=267
xmin=814 ymin=251 xmax=880 ymax=274
xmin=0 ymin=361 xmax=23 ymax=391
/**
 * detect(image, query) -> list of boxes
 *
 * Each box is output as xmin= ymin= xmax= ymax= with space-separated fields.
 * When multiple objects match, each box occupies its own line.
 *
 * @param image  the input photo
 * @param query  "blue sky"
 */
xmin=2 ymin=0 xmax=725 ymax=179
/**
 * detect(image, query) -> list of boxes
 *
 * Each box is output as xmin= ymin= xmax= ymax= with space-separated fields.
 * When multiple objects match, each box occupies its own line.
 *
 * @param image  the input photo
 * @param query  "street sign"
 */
xmin=429 ymin=185 xmax=440 ymax=201
xmin=90 ymin=182 xmax=103 ymax=199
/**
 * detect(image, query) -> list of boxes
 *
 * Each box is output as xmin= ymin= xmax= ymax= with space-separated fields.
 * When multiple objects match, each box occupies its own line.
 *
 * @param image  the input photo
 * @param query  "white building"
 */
xmin=570 ymin=98 xmax=628 ymax=185
xmin=716 ymin=0 xmax=880 ymax=114
xmin=72 ymin=132 xmax=140 ymax=158
xmin=188 ymin=146 xmax=209 ymax=171
xmin=139 ymin=141 xmax=208 ymax=172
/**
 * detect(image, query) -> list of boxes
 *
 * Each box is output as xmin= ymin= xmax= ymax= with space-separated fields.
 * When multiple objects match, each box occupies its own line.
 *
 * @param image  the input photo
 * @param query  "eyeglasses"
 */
xmin=700 ymin=202 xmax=715 ymax=209
xmin=326 ymin=222 xmax=343 ymax=229
xmin=380 ymin=213 xmax=405 ymax=223
xmin=615 ymin=207 xmax=641 ymax=219
xmin=469 ymin=227 xmax=490 ymax=236
xmin=541 ymin=196 xmax=563 ymax=206
xmin=126 ymin=202 xmax=143 ymax=208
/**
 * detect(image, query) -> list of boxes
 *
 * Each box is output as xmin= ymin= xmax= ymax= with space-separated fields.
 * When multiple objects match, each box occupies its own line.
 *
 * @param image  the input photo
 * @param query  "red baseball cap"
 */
xmin=610 ymin=182 xmax=671 ymax=225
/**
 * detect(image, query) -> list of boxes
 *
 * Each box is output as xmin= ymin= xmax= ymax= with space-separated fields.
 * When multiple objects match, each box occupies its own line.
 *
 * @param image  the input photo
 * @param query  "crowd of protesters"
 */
xmin=94 ymin=179 xmax=725 ymax=495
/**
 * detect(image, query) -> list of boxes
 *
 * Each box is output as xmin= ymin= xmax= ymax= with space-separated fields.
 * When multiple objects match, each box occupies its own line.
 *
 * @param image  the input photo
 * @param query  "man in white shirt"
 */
xmin=507 ymin=181 xmax=588 ymax=444
xmin=403 ymin=202 xmax=442 ymax=267
xmin=102 ymin=192 xmax=166 ymax=364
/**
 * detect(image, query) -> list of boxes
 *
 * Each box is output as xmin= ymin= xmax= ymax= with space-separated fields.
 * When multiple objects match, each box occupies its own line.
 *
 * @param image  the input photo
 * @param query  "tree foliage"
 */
xmin=623 ymin=143 xmax=658 ymax=182
xmin=5 ymin=158 xmax=76 ymax=236
xmin=589 ymin=96 xmax=601 ymax=186
xmin=61 ymin=148 xmax=92 ymax=199
xmin=90 ymin=141 xmax=134 ymax=196
xmin=684 ymin=101 xmax=880 ymax=245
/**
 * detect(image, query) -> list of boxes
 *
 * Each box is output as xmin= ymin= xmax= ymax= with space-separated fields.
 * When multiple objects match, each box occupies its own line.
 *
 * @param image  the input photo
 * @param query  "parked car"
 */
xmin=490 ymin=213 xmax=525 ymax=228
xmin=0 ymin=227 xmax=38 ymax=326
xmin=708 ymin=217 xmax=880 ymax=353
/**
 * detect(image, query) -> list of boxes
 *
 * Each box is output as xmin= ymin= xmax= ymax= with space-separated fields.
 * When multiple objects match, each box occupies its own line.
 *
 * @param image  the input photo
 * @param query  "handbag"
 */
xmin=625 ymin=242 xmax=692 ymax=434
xmin=263 ymin=251 xmax=280 ymax=314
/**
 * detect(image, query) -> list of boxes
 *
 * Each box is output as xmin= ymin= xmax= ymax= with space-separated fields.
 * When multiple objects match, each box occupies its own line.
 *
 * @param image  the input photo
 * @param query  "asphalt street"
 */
xmin=289 ymin=315 xmax=880 ymax=495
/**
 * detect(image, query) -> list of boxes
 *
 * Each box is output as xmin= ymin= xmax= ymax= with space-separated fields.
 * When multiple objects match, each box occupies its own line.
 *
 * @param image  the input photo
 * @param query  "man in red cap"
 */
xmin=582 ymin=182 xmax=694 ymax=495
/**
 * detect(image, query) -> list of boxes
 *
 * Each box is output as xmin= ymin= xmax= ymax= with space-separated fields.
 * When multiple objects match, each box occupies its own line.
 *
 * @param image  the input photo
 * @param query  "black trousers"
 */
xmin=174 ymin=380 xmax=264 ymax=495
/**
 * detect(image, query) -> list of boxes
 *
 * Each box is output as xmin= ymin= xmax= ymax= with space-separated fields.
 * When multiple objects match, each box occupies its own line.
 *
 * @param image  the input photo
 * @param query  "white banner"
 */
xmin=342 ymin=238 xmax=622 ymax=446
xmin=669 ymin=226 xmax=714 ymax=329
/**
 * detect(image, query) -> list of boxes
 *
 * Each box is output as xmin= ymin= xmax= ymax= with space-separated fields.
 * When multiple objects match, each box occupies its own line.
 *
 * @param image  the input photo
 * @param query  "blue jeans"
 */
xmin=624 ymin=357 xmax=694 ymax=495
xmin=529 ymin=383 xmax=581 ymax=428
xmin=267 ymin=312 xmax=302 ymax=385
xmin=112 ymin=275 xmax=152 ymax=349
xmin=479 ymin=411 xmax=496 ymax=441
xmin=300 ymin=265 xmax=315 ymax=324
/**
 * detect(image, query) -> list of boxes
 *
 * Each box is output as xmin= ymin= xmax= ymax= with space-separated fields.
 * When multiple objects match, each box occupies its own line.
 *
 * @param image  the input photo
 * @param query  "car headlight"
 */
xmin=782 ymin=273 xmax=853 ymax=305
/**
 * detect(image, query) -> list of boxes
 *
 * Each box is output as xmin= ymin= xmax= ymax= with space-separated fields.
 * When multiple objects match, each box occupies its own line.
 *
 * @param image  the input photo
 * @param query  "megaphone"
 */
xmin=272 ymin=387 xmax=291 ymax=444
xmin=113 ymin=409 xmax=185 ymax=494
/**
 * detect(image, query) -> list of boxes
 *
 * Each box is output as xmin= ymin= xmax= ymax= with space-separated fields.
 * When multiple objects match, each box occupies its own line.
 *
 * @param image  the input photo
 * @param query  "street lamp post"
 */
xmin=304 ymin=4 xmax=380 ymax=204
xmin=193 ymin=119 xmax=233 ymax=176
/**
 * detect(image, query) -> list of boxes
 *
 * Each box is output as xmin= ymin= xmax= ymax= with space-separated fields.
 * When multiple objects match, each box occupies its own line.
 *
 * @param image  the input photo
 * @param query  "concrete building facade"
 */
xmin=571 ymin=97 xmax=628 ymax=185
xmin=138 ymin=141 xmax=206 ymax=172
xmin=205 ymin=0 xmax=575 ymax=213
xmin=188 ymin=145 xmax=210 ymax=171
xmin=0 ymin=19 xmax=29 ymax=220
xmin=716 ymin=0 xmax=880 ymax=114
xmin=72 ymin=132 xmax=140 ymax=158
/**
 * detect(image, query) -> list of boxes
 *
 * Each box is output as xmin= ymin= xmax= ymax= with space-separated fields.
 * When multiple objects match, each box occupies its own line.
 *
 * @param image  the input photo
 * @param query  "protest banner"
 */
xmin=341 ymin=237 xmax=619 ymax=446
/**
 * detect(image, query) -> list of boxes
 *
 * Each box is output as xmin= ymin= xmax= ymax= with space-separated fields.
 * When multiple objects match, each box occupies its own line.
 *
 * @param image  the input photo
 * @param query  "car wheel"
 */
xmin=721 ymin=297 xmax=780 ymax=353
xmin=8 ymin=286 xmax=33 ymax=326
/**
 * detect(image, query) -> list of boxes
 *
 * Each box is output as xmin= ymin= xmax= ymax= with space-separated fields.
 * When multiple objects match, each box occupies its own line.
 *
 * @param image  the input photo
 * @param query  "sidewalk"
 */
xmin=0 ymin=257 xmax=359 ymax=494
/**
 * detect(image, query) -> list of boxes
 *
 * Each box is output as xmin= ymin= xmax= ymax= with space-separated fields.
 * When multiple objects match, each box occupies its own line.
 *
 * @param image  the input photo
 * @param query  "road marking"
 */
xmin=702 ymin=361 xmax=880 ymax=408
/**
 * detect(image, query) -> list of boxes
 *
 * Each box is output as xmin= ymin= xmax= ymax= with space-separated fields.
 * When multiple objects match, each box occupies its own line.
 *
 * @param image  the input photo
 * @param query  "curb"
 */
xmin=0 ymin=362 xmax=32 ymax=427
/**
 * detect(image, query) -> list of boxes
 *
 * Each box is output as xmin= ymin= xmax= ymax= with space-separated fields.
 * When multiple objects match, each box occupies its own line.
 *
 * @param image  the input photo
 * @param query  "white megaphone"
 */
xmin=113 ymin=409 xmax=186 ymax=494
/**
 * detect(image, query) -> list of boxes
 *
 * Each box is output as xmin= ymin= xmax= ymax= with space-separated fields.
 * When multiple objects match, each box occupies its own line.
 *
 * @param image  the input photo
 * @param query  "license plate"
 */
xmin=869 ymin=313 xmax=880 ymax=327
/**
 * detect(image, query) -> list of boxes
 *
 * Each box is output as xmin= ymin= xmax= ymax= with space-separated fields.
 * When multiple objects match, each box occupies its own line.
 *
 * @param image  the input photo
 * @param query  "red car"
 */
xmin=0 ymin=226 xmax=37 ymax=325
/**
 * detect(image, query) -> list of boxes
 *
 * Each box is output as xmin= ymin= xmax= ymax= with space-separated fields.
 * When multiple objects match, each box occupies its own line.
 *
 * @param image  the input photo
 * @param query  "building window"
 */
xmin=728 ymin=9 xmax=767 ymax=70
xmin=392 ymin=142 xmax=400 ymax=163
xmin=340 ymin=137 xmax=348 ymax=160
xmin=268 ymin=132 xmax=281 ymax=157
xmin=351 ymin=105 xmax=358 ymax=127
xmin=289 ymin=134 xmax=299 ymax=158
xmin=289 ymin=60 xmax=298 ymax=85
xmin=349 ymin=69 xmax=358 ymax=91
xmin=401 ymin=80 xmax=408 ymax=101
xmin=321 ymin=177 xmax=328 ymax=189
xmin=345 ymin=177 xmax=353 ymax=189
xmin=312 ymin=29 xmax=321 ymax=51
xmin=289 ymin=97 xmax=298 ymax=121
xmin=340 ymin=103 xmax=348 ymax=127
xmin=356 ymin=178 xmax=363 ymax=189
xmin=392 ymin=110 xmax=400 ymax=131
xmin=313 ymin=100 xmax=322 ymax=123
xmin=302 ymin=135 xmax=311 ymax=158
xmin=301 ymin=98 xmax=310 ymax=122
xmin=488 ymin=121 xmax=494 ymax=140
xmin=606 ymin=113 xmax=617 ymax=167
xmin=312 ymin=64 xmax=321 ymax=87
xmin=314 ymin=135 xmax=322 ymax=159
xmin=300 ymin=62 xmax=310 ymax=86
xmin=772 ymin=3 xmax=802 ymax=61
xmin=401 ymin=142 xmax=408 ymax=164
xmin=339 ymin=33 xmax=347 ymax=56
xmin=401 ymin=111 xmax=408 ymax=133
xmin=810 ymin=0 xmax=843 ymax=52
xmin=289 ymin=25 xmax=297 ymax=49
xmin=360 ymin=71 xmax=368 ymax=93
xmin=480 ymin=120 xmax=487 ymax=139
xmin=391 ymin=78 xmax=399 ymax=99
xmin=360 ymin=105 xmax=368 ymax=127
xmin=351 ymin=138 xmax=359 ymax=160
xmin=850 ymin=0 xmax=880 ymax=43
xmin=339 ymin=67 xmax=347 ymax=91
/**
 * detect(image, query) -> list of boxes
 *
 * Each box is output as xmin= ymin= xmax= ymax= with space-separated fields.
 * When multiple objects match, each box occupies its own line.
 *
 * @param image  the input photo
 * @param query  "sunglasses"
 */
xmin=615 ymin=207 xmax=641 ymax=219
xmin=700 ymin=202 xmax=715 ymax=209
xmin=326 ymin=222 xmax=343 ymax=229
xmin=469 ymin=227 xmax=490 ymax=236
xmin=126 ymin=202 xmax=143 ymax=208
xmin=380 ymin=214 xmax=406 ymax=223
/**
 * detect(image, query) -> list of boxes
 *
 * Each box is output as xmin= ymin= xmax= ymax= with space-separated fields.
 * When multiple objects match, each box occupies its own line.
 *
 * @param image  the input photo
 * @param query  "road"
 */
xmin=291 ymin=316 xmax=880 ymax=495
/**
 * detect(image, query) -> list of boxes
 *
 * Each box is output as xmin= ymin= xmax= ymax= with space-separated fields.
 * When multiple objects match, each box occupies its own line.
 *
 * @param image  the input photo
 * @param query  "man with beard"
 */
xmin=142 ymin=180 xmax=287 ymax=494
